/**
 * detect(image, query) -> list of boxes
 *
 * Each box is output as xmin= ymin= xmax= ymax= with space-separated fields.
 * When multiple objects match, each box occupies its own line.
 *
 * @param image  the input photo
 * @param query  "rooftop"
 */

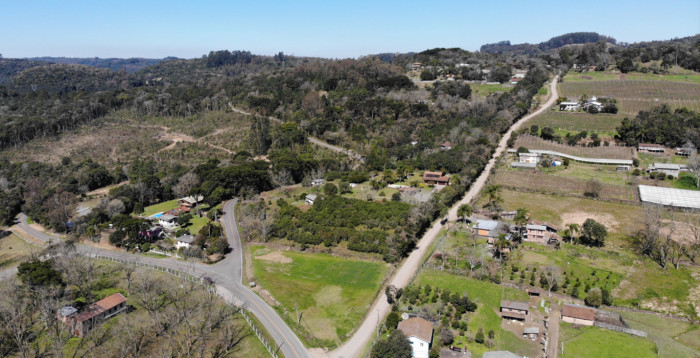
xmin=526 ymin=224 xmax=547 ymax=231
xmin=501 ymin=300 xmax=529 ymax=311
xmin=483 ymin=351 xmax=523 ymax=358
xmin=562 ymin=303 xmax=596 ymax=321
xmin=475 ymin=220 xmax=501 ymax=231
xmin=397 ymin=317 xmax=433 ymax=343
xmin=638 ymin=143 xmax=665 ymax=148
xmin=159 ymin=214 xmax=177 ymax=221
xmin=639 ymin=185 xmax=700 ymax=209
xmin=305 ymin=194 xmax=318 ymax=200
xmin=651 ymin=163 xmax=681 ymax=170
xmin=524 ymin=327 xmax=539 ymax=334
xmin=95 ymin=293 xmax=127 ymax=311
xmin=176 ymin=234 xmax=195 ymax=243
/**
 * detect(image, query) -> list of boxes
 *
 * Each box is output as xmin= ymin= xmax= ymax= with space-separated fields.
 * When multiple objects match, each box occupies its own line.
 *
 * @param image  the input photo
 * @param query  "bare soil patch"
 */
xmin=256 ymin=251 xmax=292 ymax=264
xmin=561 ymin=211 xmax=619 ymax=230
xmin=660 ymin=219 xmax=699 ymax=245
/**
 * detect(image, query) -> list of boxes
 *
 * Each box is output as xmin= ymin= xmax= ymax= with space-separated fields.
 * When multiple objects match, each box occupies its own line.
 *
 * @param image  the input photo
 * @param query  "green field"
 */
xmin=618 ymin=310 xmax=700 ymax=358
xmin=141 ymin=199 xmax=180 ymax=216
xmin=0 ymin=234 xmax=37 ymax=268
xmin=414 ymin=270 xmax=538 ymax=358
xmin=250 ymin=247 xmax=387 ymax=348
xmin=545 ymin=162 xmax=630 ymax=186
xmin=560 ymin=323 xmax=657 ymax=358
xmin=529 ymin=111 xmax=622 ymax=135
xmin=471 ymin=83 xmax=511 ymax=96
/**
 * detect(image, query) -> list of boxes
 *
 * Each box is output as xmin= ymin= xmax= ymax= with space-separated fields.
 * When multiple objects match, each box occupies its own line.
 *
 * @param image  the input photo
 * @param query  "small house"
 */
xmin=412 ymin=62 xmax=423 ymax=71
xmin=397 ymin=317 xmax=433 ymax=358
xmin=523 ymin=326 xmax=539 ymax=340
xmin=510 ymin=162 xmax=537 ymax=169
xmin=474 ymin=220 xmax=506 ymax=238
xmin=561 ymin=303 xmax=596 ymax=326
xmin=311 ymin=179 xmax=325 ymax=187
xmin=62 ymin=293 xmax=127 ymax=337
xmin=178 ymin=195 xmax=204 ymax=208
xmin=440 ymin=141 xmax=453 ymax=150
xmin=524 ymin=224 xmax=547 ymax=243
xmin=518 ymin=152 xmax=540 ymax=164
xmin=648 ymin=163 xmax=684 ymax=178
xmin=175 ymin=234 xmax=195 ymax=249
xmin=638 ymin=143 xmax=665 ymax=154
xmin=305 ymin=194 xmax=318 ymax=205
xmin=500 ymin=300 xmax=529 ymax=321
xmin=483 ymin=352 xmax=523 ymax=358
xmin=158 ymin=214 xmax=178 ymax=229
xmin=559 ymin=101 xmax=580 ymax=111
xmin=422 ymin=171 xmax=450 ymax=186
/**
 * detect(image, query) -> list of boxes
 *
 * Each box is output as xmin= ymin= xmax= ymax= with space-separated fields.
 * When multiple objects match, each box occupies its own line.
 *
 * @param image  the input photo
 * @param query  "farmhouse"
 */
xmin=676 ymin=147 xmax=693 ymax=156
xmin=474 ymin=219 xmax=507 ymax=238
xmin=59 ymin=293 xmax=127 ymax=337
xmin=561 ymin=303 xmax=596 ymax=326
xmin=412 ymin=62 xmax=423 ymax=71
xmin=311 ymin=179 xmax=325 ymax=187
xmin=158 ymin=214 xmax=178 ymax=229
xmin=518 ymin=152 xmax=541 ymax=164
xmin=397 ymin=316 xmax=433 ymax=358
xmin=524 ymin=223 xmax=560 ymax=245
xmin=422 ymin=171 xmax=450 ymax=186
xmin=510 ymin=162 xmax=537 ymax=169
xmin=500 ymin=300 xmax=529 ymax=321
xmin=647 ymin=163 xmax=687 ymax=178
xmin=175 ymin=234 xmax=195 ymax=249
xmin=178 ymin=195 xmax=203 ymax=208
xmin=305 ymin=194 xmax=318 ymax=205
xmin=583 ymin=98 xmax=604 ymax=112
xmin=440 ymin=141 xmax=453 ymax=150
xmin=638 ymin=143 xmax=665 ymax=154
xmin=559 ymin=101 xmax=580 ymax=111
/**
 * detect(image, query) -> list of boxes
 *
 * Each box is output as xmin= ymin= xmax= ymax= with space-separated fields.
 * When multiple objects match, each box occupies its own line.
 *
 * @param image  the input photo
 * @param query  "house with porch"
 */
xmin=500 ymin=300 xmax=529 ymax=321
xmin=59 ymin=293 xmax=127 ymax=337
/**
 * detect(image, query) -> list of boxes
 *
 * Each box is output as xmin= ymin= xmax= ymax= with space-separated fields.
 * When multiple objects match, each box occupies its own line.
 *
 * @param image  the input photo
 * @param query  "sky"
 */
xmin=1 ymin=0 xmax=699 ymax=59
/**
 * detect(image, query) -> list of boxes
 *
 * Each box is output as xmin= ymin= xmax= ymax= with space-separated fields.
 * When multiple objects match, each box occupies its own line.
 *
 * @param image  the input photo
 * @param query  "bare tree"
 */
xmin=543 ymin=265 xmax=561 ymax=296
xmin=174 ymin=172 xmax=200 ymax=198
xmin=105 ymin=198 xmax=125 ymax=218
xmin=682 ymin=213 xmax=700 ymax=263
xmin=271 ymin=169 xmax=294 ymax=187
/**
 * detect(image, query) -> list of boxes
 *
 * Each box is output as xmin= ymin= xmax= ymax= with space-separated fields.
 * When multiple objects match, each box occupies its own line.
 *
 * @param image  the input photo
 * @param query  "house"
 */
xmin=397 ymin=317 xmax=433 ymax=358
xmin=440 ymin=141 xmax=453 ymax=150
xmin=524 ymin=221 xmax=561 ymax=244
xmin=523 ymin=326 xmax=539 ymax=340
xmin=510 ymin=162 xmax=537 ymax=169
xmin=175 ymin=234 xmax=195 ymax=249
xmin=509 ymin=77 xmax=522 ymax=84
xmin=422 ymin=171 xmax=450 ymax=186
xmin=518 ymin=152 xmax=540 ymax=164
xmin=412 ymin=62 xmax=423 ymax=71
xmin=559 ymin=101 xmax=580 ymax=111
xmin=305 ymin=194 xmax=318 ymax=205
xmin=483 ymin=351 xmax=522 ymax=358
xmin=526 ymin=288 xmax=541 ymax=297
xmin=500 ymin=211 xmax=517 ymax=220
xmin=178 ymin=195 xmax=204 ymax=208
xmin=676 ymin=147 xmax=693 ymax=157
xmin=561 ymin=303 xmax=596 ymax=326
xmin=311 ymin=179 xmax=325 ymax=187
xmin=648 ymin=163 xmax=685 ymax=178
xmin=139 ymin=226 xmax=164 ymax=240
xmin=61 ymin=293 xmax=127 ymax=337
xmin=474 ymin=220 xmax=507 ymax=238
xmin=638 ymin=143 xmax=665 ymax=154
xmin=583 ymin=98 xmax=604 ymax=112
xmin=500 ymin=300 xmax=529 ymax=321
xmin=529 ymin=220 xmax=559 ymax=233
xmin=158 ymin=214 xmax=179 ymax=229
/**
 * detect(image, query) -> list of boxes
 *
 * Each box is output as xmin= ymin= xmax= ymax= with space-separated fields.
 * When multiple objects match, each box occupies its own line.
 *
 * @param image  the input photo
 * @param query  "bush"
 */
xmin=475 ymin=328 xmax=484 ymax=344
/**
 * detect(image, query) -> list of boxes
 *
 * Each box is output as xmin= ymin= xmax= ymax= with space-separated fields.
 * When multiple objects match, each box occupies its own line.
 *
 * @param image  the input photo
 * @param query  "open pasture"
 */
xmin=529 ymin=111 xmax=623 ymax=134
xmin=514 ymin=134 xmax=634 ymax=160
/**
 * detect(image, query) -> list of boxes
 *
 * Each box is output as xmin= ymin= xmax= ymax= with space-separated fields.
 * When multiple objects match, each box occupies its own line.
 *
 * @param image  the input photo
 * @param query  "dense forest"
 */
xmin=615 ymin=105 xmax=700 ymax=148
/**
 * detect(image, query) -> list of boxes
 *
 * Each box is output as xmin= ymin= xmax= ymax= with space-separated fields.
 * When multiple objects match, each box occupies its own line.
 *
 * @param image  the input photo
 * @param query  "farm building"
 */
xmin=526 ymin=288 xmax=541 ymax=297
xmin=559 ymin=101 xmax=580 ymax=111
xmin=518 ymin=152 xmax=541 ymax=164
xmin=178 ymin=195 xmax=204 ymax=208
xmin=175 ymin=234 xmax=195 ymax=249
xmin=528 ymin=149 xmax=633 ymax=166
xmin=59 ymin=293 xmax=127 ymax=337
xmin=397 ymin=316 xmax=433 ymax=358
xmin=412 ymin=62 xmax=423 ymax=71
xmin=422 ymin=171 xmax=450 ymax=185
xmin=483 ymin=351 xmax=523 ymax=358
xmin=647 ymin=163 xmax=688 ymax=178
xmin=676 ymin=147 xmax=693 ymax=156
xmin=561 ymin=303 xmax=596 ymax=326
xmin=305 ymin=194 xmax=318 ymax=205
xmin=510 ymin=162 xmax=537 ymax=169
xmin=311 ymin=179 xmax=325 ymax=187
xmin=638 ymin=143 xmax=665 ymax=154
xmin=523 ymin=326 xmax=539 ymax=340
xmin=500 ymin=300 xmax=529 ymax=321
xmin=638 ymin=185 xmax=700 ymax=209
xmin=474 ymin=220 xmax=507 ymax=238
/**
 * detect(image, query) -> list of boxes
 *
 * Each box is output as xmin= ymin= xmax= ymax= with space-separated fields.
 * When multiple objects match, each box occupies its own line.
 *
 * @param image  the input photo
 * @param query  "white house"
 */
xmin=175 ymin=234 xmax=195 ymax=249
xmin=305 ymin=194 xmax=318 ymax=205
xmin=559 ymin=101 xmax=580 ymax=111
xmin=397 ymin=317 xmax=433 ymax=358
xmin=158 ymin=214 xmax=178 ymax=229
xmin=311 ymin=179 xmax=325 ymax=187
xmin=518 ymin=152 xmax=540 ymax=164
xmin=648 ymin=163 xmax=687 ymax=178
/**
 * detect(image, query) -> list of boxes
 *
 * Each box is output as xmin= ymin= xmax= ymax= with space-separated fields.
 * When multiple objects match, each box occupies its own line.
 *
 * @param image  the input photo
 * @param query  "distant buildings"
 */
xmin=637 ymin=143 xmax=665 ymax=154
xmin=559 ymin=101 xmax=580 ymax=111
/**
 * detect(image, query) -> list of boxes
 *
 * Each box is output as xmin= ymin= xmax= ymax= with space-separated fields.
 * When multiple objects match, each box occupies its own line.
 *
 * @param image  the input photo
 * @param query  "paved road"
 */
xmin=14 ymin=211 xmax=310 ymax=358
xmin=322 ymin=75 xmax=560 ymax=358
xmin=229 ymin=103 xmax=364 ymax=163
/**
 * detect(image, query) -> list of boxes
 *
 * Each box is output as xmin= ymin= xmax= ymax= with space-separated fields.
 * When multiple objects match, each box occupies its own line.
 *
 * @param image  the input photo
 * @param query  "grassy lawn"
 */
xmin=141 ymin=199 xmax=180 ymax=216
xmin=528 ymin=111 xmax=622 ymax=134
xmin=414 ymin=271 xmax=538 ymax=358
xmin=471 ymin=83 xmax=511 ymax=96
xmin=250 ymin=246 xmax=388 ymax=348
xmin=544 ymin=162 xmax=631 ymax=186
xmin=617 ymin=310 xmax=699 ymax=358
xmin=0 ymin=234 xmax=37 ymax=268
xmin=560 ymin=323 xmax=657 ymax=358
xmin=186 ymin=214 xmax=209 ymax=234
xmin=671 ymin=172 xmax=699 ymax=191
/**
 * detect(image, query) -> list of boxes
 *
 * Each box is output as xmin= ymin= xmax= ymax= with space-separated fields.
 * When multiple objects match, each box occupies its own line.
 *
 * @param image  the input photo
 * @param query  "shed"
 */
xmin=305 ymin=194 xmax=318 ymax=205
xmin=523 ymin=326 xmax=539 ymax=339
xmin=500 ymin=300 xmax=529 ymax=320
xmin=561 ymin=303 xmax=596 ymax=326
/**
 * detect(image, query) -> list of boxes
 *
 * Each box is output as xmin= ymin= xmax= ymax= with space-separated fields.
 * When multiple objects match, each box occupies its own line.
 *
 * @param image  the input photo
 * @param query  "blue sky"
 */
xmin=2 ymin=0 xmax=698 ymax=59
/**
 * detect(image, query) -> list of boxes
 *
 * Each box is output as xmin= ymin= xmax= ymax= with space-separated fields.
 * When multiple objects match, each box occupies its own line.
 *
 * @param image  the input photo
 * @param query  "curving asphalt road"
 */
xmin=15 ymin=207 xmax=310 ymax=358
xmin=321 ymin=75 xmax=560 ymax=358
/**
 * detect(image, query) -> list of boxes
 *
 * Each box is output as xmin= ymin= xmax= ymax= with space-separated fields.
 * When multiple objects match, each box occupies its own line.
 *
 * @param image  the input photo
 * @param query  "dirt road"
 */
xmin=321 ymin=75 xmax=559 ymax=358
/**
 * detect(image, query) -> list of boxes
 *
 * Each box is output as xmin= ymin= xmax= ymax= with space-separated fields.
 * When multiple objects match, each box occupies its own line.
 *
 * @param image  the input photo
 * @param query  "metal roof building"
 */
xmin=529 ymin=150 xmax=633 ymax=165
xmin=638 ymin=185 xmax=700 ymax=209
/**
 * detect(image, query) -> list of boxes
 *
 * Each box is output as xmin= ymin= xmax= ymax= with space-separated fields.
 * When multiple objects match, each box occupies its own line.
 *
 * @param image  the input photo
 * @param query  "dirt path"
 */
xmin=154 ymin=126 xmax=234 ymax=154
xmin=320 ymin=76 xmax=560 ymax=358
xmin=548 ymin=303 xmax=561 ymax=358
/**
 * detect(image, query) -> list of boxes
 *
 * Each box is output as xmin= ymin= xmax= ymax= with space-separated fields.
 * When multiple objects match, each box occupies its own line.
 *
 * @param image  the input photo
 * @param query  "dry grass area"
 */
xmin=561 ymin=211 xmax=620 ymax=230
xmin=515 ymin=134 xmax=634 ymax=160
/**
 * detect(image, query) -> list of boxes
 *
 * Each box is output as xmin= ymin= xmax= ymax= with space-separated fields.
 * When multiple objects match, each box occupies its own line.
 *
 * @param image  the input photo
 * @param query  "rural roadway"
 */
xmin=12 ymin=206 xmax=311 ymax=358
xmin=320 ymin=75 xmax=559 ymax=358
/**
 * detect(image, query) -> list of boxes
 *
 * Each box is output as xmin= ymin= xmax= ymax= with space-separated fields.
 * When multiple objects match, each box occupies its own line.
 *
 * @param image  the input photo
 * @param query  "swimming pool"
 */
xmin=152 ymin=212 xmax=164 ymax=218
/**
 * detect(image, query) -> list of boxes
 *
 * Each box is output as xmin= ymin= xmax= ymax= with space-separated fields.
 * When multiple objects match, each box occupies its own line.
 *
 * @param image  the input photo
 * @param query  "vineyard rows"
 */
xmin=494 ymin=168 xmax=639 ymax=202
xmin=559 ymin=80 xmax=700 ymax=115
xmin=515 ymin=134 xmax=634 ymax=160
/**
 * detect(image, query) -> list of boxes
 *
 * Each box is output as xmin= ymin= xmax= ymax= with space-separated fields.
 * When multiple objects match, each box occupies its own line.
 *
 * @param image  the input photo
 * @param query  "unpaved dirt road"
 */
xmin=319 ymin=76 xmax=559 ymax=358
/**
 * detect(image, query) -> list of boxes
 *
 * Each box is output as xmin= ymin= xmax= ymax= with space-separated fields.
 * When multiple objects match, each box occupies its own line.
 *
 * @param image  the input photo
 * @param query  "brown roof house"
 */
xmin=561 ymin=303 xmax=596 ymax=326
xmin=500 ymin=300 xmax=529 ymax=321
xmin=422 ymin=171 xmax=450 ymax=186
xmin=58 ymin=293 xmax=128 ymax=337
xmin=397 ymin=316 xmax=433 ymax=358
